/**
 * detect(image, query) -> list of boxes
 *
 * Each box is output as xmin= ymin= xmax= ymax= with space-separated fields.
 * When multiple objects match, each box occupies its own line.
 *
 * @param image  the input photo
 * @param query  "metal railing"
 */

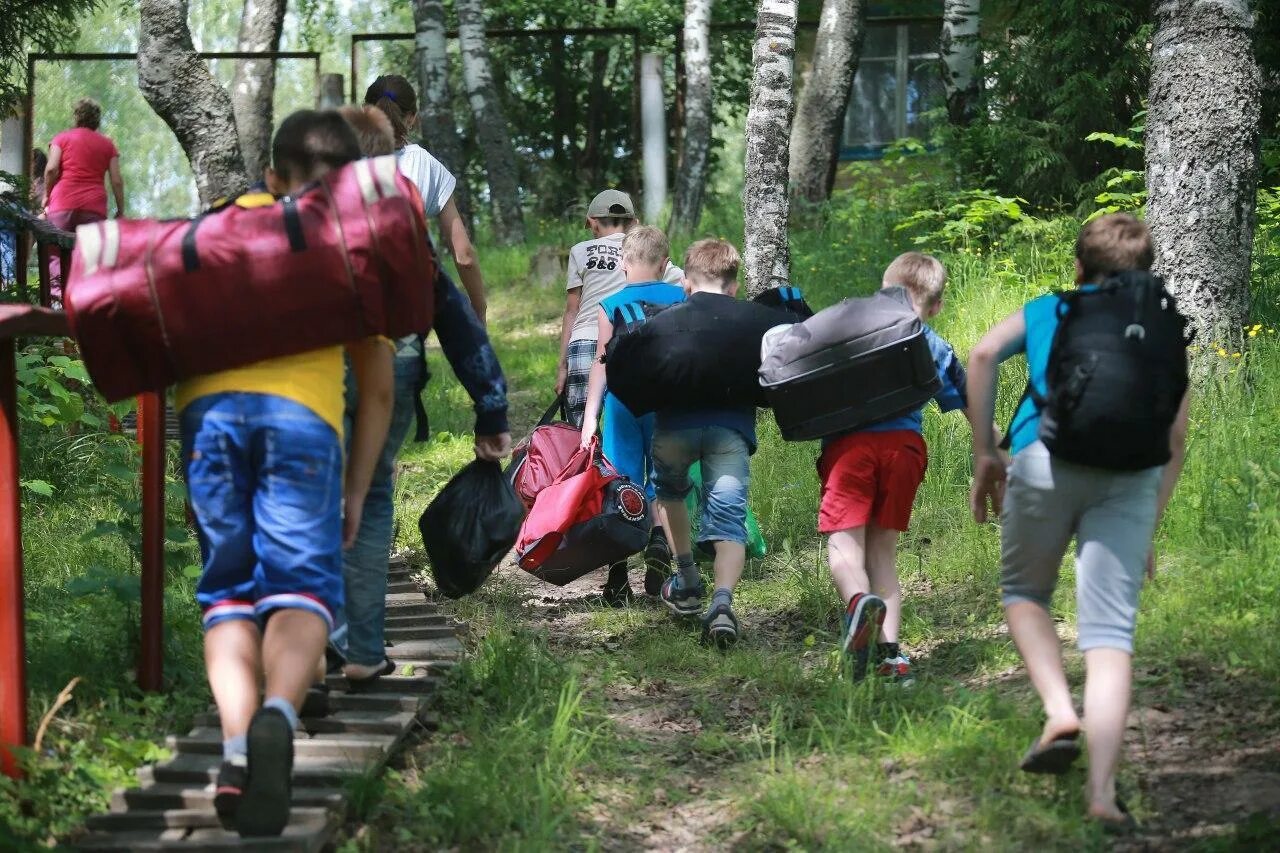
xmin=0 ymin=233 xmax=167 ymax=779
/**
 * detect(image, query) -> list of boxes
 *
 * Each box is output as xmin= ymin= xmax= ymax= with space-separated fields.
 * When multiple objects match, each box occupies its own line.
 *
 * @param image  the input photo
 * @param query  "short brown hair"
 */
xmin=271 ymin=109 xmax=362 ymax=185
xmin=73 ymin=98 xmax=101 ymax=130
xmin=1076 ymin=213 xmax=1153 ymax=282
xmin=883 ymin=251 xmax=946 ymax=307
xmin=338 ymin=105 xmax=395 ymax=157
xmin=622 ymin=225 xmax=670 ymax=269
xmin=683 ymin=239 xmax=741 ymax=292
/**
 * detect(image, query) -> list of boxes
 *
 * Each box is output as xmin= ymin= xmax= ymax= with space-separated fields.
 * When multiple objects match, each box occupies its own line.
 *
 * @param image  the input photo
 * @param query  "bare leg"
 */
xmin=205 ymin=620 xmax=263 ymax=740
xmin=865 ymin=524 xmax=902 ymax=643
xmin=654 ymin=503 xmax=675 ymax=551
xmin=661 ymin=497 xmax=693 ymax=558
xmin=711 ymin=541 xmax=746 ymax=592
xmin=261 ymin=610 xmax=330 ymax=712
xmin=1083 ymin=647 xmax=1132 ymax=820
xmin=827 ymin=527 xmax=869 ymax=604
xmin=1006 ymin=601 xmax=1082 ymax=745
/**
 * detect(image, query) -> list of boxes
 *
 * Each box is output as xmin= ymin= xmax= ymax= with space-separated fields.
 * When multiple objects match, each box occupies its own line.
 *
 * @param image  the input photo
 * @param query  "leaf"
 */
xmin=20 ymin=479 xmax=55 ymax=497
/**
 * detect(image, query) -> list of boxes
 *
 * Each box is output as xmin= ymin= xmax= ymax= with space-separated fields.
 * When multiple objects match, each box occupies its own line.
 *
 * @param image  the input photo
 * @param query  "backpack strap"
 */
xmin=998 ymin=381 xmax=1045 ymax=451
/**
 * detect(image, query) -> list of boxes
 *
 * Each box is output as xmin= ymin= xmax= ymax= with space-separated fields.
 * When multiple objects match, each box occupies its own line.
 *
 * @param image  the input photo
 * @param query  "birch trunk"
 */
xmin=940 ymin=0 xmax=980 ymax=125
xmin=670 ymin=0 xmax=714 ymax=233
xmin=230 ymin=0 xmax=285 ymax=180
xmin=744 ymin=0 xmax=797 ymax=296
xmin=139 ymin=0 xmax=248 ymax=207
xmin=1146 ymin=0 xmax=1261 ymax=346
xmin=788 ymin=0 xmax=865 ymax=205
xmin=413 ymin=0 xmax=473 ymax=229
xmin=456 ymin=0 xmax=525 ymax=245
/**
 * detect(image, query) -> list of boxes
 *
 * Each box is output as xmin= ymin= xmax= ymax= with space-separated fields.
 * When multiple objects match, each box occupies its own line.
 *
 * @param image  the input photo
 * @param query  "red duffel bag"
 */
xmin=64 ymin=155 xmax=436 ymax=402
xmin=505 ymin=395 xmax=582 ymax=510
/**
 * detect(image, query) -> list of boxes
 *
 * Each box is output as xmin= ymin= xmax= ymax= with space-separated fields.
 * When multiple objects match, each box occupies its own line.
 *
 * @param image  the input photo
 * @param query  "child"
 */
xmin=330 ymin=105 xmax=510 ymax=684
xmin=818 ymin=253 xmax=973 ymax=682
xmin=178 ymin=110 xmax=394 ymax=838
xmin=654 ymin=239 xmax=756 ymax=647
xmin=556 ymin=190 xmax=682 ymax=426
xmin=968 ymin=213 xmax=1190 ymax=828
xmin=579 ymin=225 xmax=682 ymax=603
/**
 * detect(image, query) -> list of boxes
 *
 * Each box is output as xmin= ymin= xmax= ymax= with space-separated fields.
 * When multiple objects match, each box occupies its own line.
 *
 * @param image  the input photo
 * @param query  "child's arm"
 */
xmin=436 ymin=197 xmax=487 ymax=324
xmin=344 ymin=336 xmax=395 ymax=547
xmin=579 ymin=307 xmax=613 ymax=448
xmin=557 ymin=287 xmax=582 ymax=395
xmin=966 ymin=309 xmax=1027 ymax=523
xmin=1147 ymin=389 xmax=1192 ymax=577
xmin=432 ymin=269 xmax=511 ymax=459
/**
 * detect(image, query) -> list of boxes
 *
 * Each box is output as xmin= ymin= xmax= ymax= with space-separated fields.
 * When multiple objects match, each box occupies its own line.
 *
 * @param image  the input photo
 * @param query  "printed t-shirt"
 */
xmin=47 ymin=127 xmax=118 ymax=218
xmin=567 ymin=232 xmax=683 ymax=342
xmin=396 ymin=144 xmax=456 ymax=218
xmin=849 ymin=325 xmax=968 ymax=436
xmin=175 ymin=190 xmax=346 ymax=437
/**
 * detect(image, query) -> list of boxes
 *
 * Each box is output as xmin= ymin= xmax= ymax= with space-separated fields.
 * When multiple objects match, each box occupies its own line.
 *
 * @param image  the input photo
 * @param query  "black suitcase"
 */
xmin=759 ymin=287 xmax=942 ymax=441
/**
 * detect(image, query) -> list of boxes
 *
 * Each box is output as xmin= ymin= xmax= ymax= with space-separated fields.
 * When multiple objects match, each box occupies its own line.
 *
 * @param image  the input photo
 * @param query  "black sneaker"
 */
xmin=299 ymin=682 xmax=329 ymax=719
xmin=643 ymin=536 xmax=672 ymax=596
xmin=236 ymin=707 xmax=294 ymax=838
xmin=701 ymin=602 xmax=741 ymax=649
xmin=601 ymin=583 xmax=636 ymax=608
xmin=213 ymin=757 xmax=246 ymax=830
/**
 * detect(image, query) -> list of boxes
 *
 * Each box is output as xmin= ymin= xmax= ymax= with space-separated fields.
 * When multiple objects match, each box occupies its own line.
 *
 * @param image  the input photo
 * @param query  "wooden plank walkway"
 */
xmin=73 ymin=557 xmax=462 ymax=851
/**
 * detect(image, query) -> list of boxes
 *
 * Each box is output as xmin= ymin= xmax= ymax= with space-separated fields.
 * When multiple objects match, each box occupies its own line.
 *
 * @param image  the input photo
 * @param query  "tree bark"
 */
xmin=230 ymin=0 xmax=286 ymax=181
xmin=670 ymin=0 xmax=714 ymax=233
xmin=455 ymin=0 xmax=526 ymax=245
xmin=1146 ymin=0 xmax=1261 ymax=346
xmin=788 ymin=0 xmax=865 ymax=205
xmin=413 ymin=0 xmax=474 ymax=229
xmin=138 ymin=0 xmax=248 ymax=207
xmin=744 ymin=0 xmax=798 ymax=296
xmin=940 ymin=0 xmax=980 ymax=125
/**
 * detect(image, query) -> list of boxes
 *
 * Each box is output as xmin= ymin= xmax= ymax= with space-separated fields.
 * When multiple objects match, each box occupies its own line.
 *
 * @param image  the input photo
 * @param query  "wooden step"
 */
xmin=384 ymin=623 xmax=459 ymax=641
xmin=76 ymin=816 xmax=329 ymax=852
xmin=385 ymin=580 xmax=420 ymax=595
xmin=193 ymin=709 xmax=417 ymax=737
xmin=327 ymin=691 xmax=425 ymax=714
xmin=385 ymin=638 xmax=465 ymax=662
xmin=323 ymin=673 xmax=441 ymax=695
xmin=385 ymin=592 xmax=429 ymax=607
xmin=86 ymin=805 xmax=330 ymax=833
xmin=145 ymin=753 xmax=364 ymax=788
xmin=383 ymin=612 xmax=447 ymax=627
xmin=168 ymin=730 xmax=395 ymax=762
xmin=110 ymin=784 xmax=343 ymax=814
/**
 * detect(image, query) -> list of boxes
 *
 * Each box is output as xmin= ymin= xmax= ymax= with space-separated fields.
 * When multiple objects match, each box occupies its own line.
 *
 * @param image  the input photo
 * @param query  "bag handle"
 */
xmin=537 ymin=393 xmax=566 ymax=427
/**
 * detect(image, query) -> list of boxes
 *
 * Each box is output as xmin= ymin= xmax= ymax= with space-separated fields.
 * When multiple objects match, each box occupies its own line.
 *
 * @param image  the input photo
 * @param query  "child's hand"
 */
xmin=579 ymin=419 xmax=596 ymax=450
xmin=970 ymin=454 xmax=1008 ymax=524
xmin=342 ymin=492 xmax=366 ymax=549
xmin=475 ymin=432 xmax=512 ymax=461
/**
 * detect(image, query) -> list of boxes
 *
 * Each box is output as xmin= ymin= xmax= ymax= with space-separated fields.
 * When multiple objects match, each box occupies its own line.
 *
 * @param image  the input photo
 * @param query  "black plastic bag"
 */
xmin=419 ymin=459 xmax=525 ymax=598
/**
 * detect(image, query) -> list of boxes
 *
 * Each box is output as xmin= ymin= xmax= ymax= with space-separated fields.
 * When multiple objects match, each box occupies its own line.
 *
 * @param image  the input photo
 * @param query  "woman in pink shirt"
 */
xmin=42 ymin=98 xmax=125 ymax=300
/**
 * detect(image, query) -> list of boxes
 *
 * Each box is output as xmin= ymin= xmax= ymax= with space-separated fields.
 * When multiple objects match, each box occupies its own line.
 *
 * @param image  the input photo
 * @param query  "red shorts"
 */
xmin=817 ymin=430 xmax=927 ymax=533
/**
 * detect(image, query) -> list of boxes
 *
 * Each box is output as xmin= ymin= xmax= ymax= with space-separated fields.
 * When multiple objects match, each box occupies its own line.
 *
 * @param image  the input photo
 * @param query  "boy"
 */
xmin=968 ymin=213 xmax=1190 ymax=828
xmin=556 ymin=190 xmax=681 ymax=426
xmin=818 ymin=253 xmax=973 ymax=682
xmin=654 ymin=239 xmax=756 ymax=647
xmin=331 ymin=105 xmax=510 ymax=684
xmin=579 ymin=225 xmax=682 ymax=603
xmin=178 ymin=110 xmax=394 ymax=838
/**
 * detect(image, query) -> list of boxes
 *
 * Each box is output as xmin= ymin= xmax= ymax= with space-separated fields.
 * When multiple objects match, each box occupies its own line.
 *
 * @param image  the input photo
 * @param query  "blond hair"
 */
xmin=1076 ymin=213 xmax=1153 ymax=282
xmin=337 ymin=105 xmax=395 ymax=157
xmin=622 ymin=225 xmax=670 ymax=269
xmin=683 ymin=239 xmax=740 ymax=292
xmin=883 ymin=252 xmax=946 ymax=308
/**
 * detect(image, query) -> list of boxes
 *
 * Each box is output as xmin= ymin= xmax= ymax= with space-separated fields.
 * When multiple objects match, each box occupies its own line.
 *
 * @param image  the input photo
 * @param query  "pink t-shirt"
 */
xmin=48 ymin=127 xmax=119 ymax=218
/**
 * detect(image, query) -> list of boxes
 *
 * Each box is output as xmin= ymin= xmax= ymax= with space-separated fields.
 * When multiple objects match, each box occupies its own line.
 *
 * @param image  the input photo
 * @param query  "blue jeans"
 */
xmin=601 ymin=393 xmax=657 ymax=501
xmin=331 ymin=337 xmax=425 ymax=666
xmin=180 ymin=392 xmax=343 ymax=631
xmin=652 ymin=425 xmax=751 ymax=549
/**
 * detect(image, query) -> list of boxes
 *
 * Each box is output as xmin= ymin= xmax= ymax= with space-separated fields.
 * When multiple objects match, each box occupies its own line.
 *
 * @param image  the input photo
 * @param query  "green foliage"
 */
xmin=941 ymin=0 xmax=1150 ymax=207
xmin=0 ymin=0 xmax=103 ymax=115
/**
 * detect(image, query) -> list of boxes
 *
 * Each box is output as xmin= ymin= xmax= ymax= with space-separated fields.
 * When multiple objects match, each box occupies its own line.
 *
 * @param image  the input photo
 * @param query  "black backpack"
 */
xmin=1012 ymin=270 xmax=1189 ymax=470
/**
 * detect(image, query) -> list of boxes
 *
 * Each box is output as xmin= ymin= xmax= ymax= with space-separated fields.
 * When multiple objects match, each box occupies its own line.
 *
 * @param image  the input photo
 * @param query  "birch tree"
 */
xmin=1146 ymin=0 xmax=1261 ymax=344
xmin=456 ymin=0 xmax=525 ymax=245
xmin=744 ymin=0 xmax=797 ymax=296
xmin=139 ymin=0 xmax=248 ymax=206
xmin=413 ymin=0 xmax=473 ymax=229
xmin=788 ymin=0 xmax=865 ymax=205
xmin=940 ymin=0 xmax=980 ymax=125
xmin=230 ymin=0 xmax=286 ymax=180
xmin=670 ymin=0 xmax=714 ymax=233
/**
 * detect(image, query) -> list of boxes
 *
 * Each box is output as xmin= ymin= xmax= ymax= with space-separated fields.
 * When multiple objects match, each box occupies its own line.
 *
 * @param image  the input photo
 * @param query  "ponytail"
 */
xmin=363 ymin=75 xmax=418 ymax=148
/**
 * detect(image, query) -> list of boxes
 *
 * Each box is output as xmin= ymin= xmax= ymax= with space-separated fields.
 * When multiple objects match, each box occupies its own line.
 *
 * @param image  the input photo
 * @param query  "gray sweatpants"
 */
xmin=1000 ymin=441 xmax=1162 ymax=654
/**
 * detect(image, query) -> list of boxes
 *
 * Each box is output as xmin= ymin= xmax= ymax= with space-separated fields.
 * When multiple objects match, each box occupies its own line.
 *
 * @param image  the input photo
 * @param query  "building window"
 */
xmin=841 ymin=20 xmax=945 ymax=159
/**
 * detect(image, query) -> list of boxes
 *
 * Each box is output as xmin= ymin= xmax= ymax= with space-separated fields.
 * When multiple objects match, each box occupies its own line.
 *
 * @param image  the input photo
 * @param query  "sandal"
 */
xmin=344 ymin=658 xmax=396 ymax=692
xmin=1019 ymin=730 xmax=1081 ymax=774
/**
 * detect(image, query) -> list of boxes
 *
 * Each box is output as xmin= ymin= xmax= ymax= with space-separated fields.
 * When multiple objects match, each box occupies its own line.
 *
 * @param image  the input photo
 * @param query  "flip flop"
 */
xmin=1095 ymin=797 xmax=1139 ymax=835
xmin=1019 ymin=731 xmax=1081 ymax=774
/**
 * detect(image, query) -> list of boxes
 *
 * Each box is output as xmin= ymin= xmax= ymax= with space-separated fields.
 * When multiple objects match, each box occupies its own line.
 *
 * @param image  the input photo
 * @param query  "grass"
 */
xmin=6 ymin=158 xmax=1280 ymax=849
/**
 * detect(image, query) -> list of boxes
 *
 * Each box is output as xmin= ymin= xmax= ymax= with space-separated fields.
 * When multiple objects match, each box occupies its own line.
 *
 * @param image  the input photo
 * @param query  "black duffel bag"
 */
xmin=419 ymin=459 xmax=524 ymax=598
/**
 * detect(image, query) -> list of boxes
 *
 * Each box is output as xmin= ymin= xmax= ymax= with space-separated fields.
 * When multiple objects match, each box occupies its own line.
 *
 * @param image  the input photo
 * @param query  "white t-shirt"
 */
xmin=396 ymin=143 xmax=456 ymax=218
xmin=567 ymin=232 xmax=684 ymax=342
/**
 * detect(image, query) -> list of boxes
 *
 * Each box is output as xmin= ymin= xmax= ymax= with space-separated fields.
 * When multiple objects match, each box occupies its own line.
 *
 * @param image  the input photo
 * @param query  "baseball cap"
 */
xmin=587 ymin=189 xmax=636 ymax=219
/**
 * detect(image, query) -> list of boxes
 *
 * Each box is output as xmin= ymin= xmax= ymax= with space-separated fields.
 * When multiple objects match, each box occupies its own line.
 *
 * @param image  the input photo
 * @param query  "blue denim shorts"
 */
xmin=652 ymin=425 xmax=751 ymax=549
xmin=181 ymin=392 xmax=343 ymax=631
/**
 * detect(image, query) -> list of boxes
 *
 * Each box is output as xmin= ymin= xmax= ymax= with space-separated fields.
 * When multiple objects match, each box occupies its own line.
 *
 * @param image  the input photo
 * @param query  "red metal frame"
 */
xmin=0 ymin=335 xmax=27 ymax=778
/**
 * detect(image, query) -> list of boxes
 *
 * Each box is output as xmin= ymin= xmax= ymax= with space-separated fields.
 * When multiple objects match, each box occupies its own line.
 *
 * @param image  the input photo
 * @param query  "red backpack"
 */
xmin=65 ymin=155 xmax=436 ymax=402
xmin=506 ymin=396 xmax=583 ymax=509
